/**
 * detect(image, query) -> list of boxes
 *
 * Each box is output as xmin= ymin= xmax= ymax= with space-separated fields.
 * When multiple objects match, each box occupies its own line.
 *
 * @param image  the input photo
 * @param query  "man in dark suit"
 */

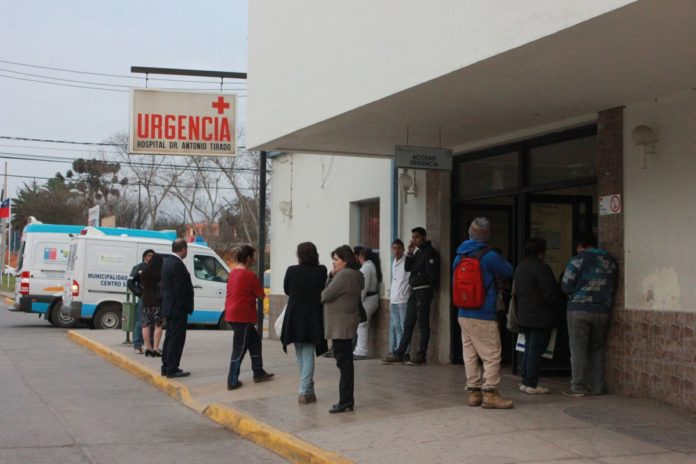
xmin=161 ymin=238 xmax=195 ymax=378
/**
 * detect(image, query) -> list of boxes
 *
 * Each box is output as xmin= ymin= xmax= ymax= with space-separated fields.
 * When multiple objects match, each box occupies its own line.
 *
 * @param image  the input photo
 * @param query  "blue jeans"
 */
xmin=389 ymin=302 xmax=408 ymax=353
xmin=294 ymin=343 xmax=315 ymax=395
xmin=567 ymin=311 xmax=610 ymax=394
xmin=520 ymin=327 xmax=551 ymax=388
xmin=133 ymin=299 xmax=144 ymax=348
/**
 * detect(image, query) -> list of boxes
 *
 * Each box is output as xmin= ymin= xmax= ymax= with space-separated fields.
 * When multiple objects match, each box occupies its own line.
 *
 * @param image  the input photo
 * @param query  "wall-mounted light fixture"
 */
xmin=278 ymin=200 xmax=292 ymax=219
xmin=398 ymin=169 xmax=417 ymax=204
xmin=631 ymin=124 xmax=658 ymax=169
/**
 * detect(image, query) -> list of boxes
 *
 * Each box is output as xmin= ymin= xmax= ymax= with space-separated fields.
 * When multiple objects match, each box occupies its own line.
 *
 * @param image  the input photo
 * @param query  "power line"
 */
xmin=0 ymin=59 xmax=139 ymax=79
xmin=0 ymin=73 xmax=249 ymax=95
xmin=0 ymin=136 xmax=248 ymax=151
xmin=5 ymin=173 xmax=263 ymax=192
xmin=0 ymin=59 xmax=247 ymax=84
xmin=0 ymin=68 xmax=248 ymax=90
xmin=0 ymin=73 xmax=129 ymax=93
xmin=0 ymin=143 xmax=255 ymax=157
xmin=1 ymin=136 xmax=121 ymax=147
xmin=0 ymin=151 xmax=263 ymax=173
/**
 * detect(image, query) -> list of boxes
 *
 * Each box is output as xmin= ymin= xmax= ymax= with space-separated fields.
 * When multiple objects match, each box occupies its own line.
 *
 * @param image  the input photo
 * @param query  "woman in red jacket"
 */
xmin=225 ymin=245 xmax=274 ymax=390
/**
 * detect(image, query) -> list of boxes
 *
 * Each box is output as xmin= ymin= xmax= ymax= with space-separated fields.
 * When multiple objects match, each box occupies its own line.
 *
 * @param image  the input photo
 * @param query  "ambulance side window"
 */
xmin=67 ymin=244 xmax=78 ymax=271
xmin=193 ymin=255 xmax=228 ymax=283
xmin=17 ymin=241 xmax=26 ymax=270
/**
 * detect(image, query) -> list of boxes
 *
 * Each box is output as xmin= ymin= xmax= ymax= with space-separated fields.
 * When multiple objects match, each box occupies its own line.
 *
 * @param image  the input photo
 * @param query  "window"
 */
xmin=456 ymin=152 xmax=518 ymax=196
xmin=16 ymin=241 xmax=26 ymax=271
xmin=193 ymin=255 xmax=229 ymax=282
xmin=67 ymin=244 xmax=78 ymax=271
xmin=355 ymin=199 xmax=379 ymax=250
xmin=529 ymin=136 xmax=596 ymax=185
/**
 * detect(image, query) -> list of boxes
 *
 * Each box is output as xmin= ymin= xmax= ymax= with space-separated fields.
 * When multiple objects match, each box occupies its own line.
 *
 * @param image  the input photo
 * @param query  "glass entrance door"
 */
xmin=521 ymin=193 xmax=594 ymax=374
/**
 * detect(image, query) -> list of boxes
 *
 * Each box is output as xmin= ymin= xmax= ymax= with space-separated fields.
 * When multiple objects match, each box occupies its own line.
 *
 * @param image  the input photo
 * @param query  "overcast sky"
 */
xmin=0 ymin=0 xmax=248 ymax=196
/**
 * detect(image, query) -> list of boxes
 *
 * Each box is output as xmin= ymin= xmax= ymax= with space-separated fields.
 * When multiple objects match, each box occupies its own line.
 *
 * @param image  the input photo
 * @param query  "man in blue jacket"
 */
xmin=454 ymin=217 xmax=514 ymax=409
xmin=561 ymin=234 xmax=617 ymax=396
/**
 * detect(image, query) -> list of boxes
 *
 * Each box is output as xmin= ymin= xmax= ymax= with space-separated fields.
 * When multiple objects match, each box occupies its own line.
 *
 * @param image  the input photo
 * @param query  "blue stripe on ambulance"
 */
xmin=32 ymin=302 xmax=50 ymax=314
xmin=187 ymin=310 xmax=223 ymax=325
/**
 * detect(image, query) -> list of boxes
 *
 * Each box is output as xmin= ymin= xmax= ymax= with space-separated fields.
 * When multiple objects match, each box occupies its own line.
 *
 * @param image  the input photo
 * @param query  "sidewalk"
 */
xmin=73 ymin=328 xmax=696 ymax=464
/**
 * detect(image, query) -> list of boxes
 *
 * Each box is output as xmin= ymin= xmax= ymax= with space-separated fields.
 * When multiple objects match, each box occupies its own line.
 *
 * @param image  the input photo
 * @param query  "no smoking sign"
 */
xmin=599 ymin=194 xmax=622 ymax=216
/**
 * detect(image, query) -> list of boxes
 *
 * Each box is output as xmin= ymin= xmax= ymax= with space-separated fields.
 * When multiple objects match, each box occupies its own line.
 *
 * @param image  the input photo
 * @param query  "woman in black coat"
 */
xmin=140 ymin=253 xmax=164 ymax=357
xmin=281 ymin=242 xmax=328 ymax=404
xmin=514 ymin=238 xmax=561 ymax=395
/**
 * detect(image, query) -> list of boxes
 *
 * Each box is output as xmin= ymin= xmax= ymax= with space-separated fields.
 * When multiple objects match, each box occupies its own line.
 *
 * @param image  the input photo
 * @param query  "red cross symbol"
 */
xmin=212 ymin=96 xmax=230 ymax=114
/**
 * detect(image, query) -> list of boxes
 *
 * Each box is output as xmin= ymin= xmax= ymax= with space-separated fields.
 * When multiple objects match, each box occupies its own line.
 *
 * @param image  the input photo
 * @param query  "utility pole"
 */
xmin=1 ymin=163 xmax=7 ymax=287
xmin=130 ymin=66 xmax=269 ymax=333
xmin=256 ymin=151 xmax=267 ymax=333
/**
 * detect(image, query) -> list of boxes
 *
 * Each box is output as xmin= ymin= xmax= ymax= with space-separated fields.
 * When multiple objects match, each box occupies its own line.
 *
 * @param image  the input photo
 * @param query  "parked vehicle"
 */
xmin=263 ymin=268 xmax=271 ymax=315
xmin=10 ymin=222 xmax=86 ymax=328
xmin=9 ymin=222 xmax=178 ymax=328
xmin=60 ymin=227 xmax=231 ymax=329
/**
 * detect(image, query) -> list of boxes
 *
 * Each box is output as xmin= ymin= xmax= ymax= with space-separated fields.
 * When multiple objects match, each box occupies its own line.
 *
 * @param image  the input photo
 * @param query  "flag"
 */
xmin=0 ymin=198 xmax=10 ymax=219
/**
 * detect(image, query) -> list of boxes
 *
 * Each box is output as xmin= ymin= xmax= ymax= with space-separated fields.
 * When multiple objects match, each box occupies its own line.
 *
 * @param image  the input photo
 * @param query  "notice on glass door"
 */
xmin=530 ymin=203 xmax=573 ymax=278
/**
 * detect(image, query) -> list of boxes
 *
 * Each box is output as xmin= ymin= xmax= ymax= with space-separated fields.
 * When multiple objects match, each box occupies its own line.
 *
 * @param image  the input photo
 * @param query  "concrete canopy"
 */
xmin=252 ymin=0 xmax=696 ymax=156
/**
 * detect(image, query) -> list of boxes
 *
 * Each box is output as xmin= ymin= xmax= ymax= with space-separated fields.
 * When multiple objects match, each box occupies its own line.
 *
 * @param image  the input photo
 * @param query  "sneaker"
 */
xmin=322 ymin=349 xmax=335 ymax=358
xmin=353 ymin=354 xmax=369 ymax=360
xmin=406 ymin=354 xmax=427 ymax=366
xmin=562 ymin=389 xmax=588 ymax=397
xmin=381 ymin=354 xmax=404 ymax=365
xmin=521 ymin=385 xmax=550 ymax=395
xmin=134 ymin=346 xmax=144 ymax=354
xmin=482 ymin=390 xmax=514 ymax=409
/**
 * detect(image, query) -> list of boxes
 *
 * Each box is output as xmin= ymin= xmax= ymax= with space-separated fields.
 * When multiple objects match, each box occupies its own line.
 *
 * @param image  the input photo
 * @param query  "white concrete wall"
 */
xmin=248 ymin=0 xmax=635 ymax=148
xmin=270 ymin=153 xmax=421 ymax=295
xmin=624 ymin=90 xmax=696 ymax=312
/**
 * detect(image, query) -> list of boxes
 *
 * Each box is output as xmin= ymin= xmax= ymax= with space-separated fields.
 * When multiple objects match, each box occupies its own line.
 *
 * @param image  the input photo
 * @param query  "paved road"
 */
xmin=0 ymin=307 xmax=285 ymax=464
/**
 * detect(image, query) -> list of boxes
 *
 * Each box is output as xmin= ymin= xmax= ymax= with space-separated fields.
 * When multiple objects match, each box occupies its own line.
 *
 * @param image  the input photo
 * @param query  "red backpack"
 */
xmin=452 ymin=248 xmax=492 ymax=309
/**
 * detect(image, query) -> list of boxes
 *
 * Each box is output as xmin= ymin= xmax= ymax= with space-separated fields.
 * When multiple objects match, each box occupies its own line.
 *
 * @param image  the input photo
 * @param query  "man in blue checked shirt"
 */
xmin=561 ymin=233 xmax=618 ymax=397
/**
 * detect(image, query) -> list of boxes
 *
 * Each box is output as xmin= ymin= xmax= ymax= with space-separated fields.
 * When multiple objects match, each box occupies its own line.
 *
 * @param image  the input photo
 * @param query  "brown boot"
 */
xmin=467 ymin=388 xmax=483 ymax=407
xmin=482 ymin=389 xmax=514 ymax=409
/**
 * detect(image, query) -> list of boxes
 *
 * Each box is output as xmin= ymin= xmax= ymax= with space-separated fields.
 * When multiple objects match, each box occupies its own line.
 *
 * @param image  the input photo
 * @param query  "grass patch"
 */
xmin=1 ymin=274 xmax=15 ymax=293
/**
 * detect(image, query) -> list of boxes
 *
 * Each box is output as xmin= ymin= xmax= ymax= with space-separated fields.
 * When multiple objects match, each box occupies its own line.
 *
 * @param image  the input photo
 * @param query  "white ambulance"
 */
xmin=10 ymin=220 xmax=85 ymax=327
xmin=60 ymin=228 xmax=231 ymax=329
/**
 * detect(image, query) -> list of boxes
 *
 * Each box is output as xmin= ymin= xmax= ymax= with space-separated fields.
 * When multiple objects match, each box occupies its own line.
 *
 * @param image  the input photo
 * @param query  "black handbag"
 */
xmin=358 ymin=299 xmax=367 ymax=323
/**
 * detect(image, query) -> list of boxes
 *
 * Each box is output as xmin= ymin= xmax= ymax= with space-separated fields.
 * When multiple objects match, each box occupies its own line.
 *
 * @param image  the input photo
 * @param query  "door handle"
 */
xmin=193 ymin=285 xmax=203 ymax=289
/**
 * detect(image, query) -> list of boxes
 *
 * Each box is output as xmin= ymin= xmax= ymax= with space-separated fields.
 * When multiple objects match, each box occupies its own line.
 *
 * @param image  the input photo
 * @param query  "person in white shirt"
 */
xmin=353 ymin=248 xmax=382 ymax=359
xmin=389 ymin=239 xmax=411 ymax=355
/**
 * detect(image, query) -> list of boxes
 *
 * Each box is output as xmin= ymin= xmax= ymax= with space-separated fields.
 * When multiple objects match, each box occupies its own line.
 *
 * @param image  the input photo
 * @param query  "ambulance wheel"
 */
xmin=94 ymin=304 xmax=122 ymax=330
xmin=218 ymin=314 xmax=233 ymax=330
xmin=50 ymin=302 xmax=78 ymax=329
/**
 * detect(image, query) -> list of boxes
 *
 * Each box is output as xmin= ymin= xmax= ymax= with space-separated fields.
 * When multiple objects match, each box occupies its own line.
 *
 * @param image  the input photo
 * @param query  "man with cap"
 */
xmin=382 ymin=226 xmax=440 ymax=365
xmin=453 ymin=217 xmax=514 ymax=409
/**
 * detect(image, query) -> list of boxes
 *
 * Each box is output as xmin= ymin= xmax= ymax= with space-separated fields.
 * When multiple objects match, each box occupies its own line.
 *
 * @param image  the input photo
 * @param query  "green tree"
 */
xmin=12 ymin=178 xmax=85 ymax=229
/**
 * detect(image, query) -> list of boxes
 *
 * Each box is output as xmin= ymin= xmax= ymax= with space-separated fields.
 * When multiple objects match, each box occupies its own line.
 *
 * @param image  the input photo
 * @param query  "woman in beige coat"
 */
xmin=321 ymin=245 xmax=364 ymax=413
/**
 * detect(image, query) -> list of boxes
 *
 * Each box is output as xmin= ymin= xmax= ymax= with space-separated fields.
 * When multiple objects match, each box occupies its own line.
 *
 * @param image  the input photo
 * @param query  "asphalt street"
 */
xmin=0 ymin=306 xmax=285 ymax=464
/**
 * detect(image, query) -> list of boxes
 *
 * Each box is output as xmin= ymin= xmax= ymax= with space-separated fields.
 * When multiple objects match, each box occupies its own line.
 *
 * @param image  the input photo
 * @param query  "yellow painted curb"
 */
xmin=67 ymin=330 xmax=353 ymax=464
xmin=66 ymin=330 xmax=204 ymax=412
xmin=204 ymin=403 xmax=352 ymax=464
